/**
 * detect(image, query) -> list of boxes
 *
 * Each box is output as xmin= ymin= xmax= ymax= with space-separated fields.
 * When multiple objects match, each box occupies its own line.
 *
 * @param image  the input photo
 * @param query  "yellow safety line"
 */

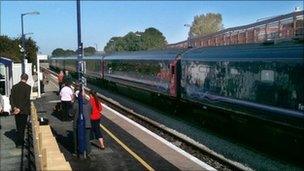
xmin=100 ymin=124 xmax=155 ymax=171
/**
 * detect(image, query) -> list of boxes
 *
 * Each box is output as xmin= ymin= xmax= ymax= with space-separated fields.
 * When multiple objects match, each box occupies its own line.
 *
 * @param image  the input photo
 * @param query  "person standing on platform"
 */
xmin=89 ymin=90 xmax=105 ymax=149
xmin=57 ymin=70 xmax=64 ymax=92
xmin=72 ymin=90 xmax=92 ymax=157
xmin=59 ymin=82 xmax=74 ymax=121
xmin=39 ymin=70 xmax=45 ymax=94
xmin=9 ymin=73 xmax=31 ymax=148
xmin=63 ymin=70 xmax=72 ymax=86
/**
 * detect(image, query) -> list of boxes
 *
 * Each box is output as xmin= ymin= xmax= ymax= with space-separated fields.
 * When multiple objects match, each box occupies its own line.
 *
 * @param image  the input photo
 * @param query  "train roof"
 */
xmin=49 ymin=56 xmax=76 ymax=60
xmin=85 ymin=55 xmax=103 ymax=60
xmin=183 ymin=41 xmax=304 ymax=61
xmin=49 ymin=55 xmax=102 ymax=60
xmin=104 ymin=49 xmax=185 ymax=60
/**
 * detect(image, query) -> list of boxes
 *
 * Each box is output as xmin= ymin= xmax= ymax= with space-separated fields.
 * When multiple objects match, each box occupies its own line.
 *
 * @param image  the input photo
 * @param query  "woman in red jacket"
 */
xmin=89 ymin=90 xmax=105 ymax=149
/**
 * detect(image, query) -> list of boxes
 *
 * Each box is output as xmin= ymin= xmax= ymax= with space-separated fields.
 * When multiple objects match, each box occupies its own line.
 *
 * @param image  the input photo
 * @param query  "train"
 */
xmin=49 ymin=40 xmax=304 ymax=129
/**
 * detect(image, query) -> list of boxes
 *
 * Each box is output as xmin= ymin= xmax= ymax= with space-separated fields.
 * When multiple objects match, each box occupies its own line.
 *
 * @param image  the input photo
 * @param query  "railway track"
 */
xmin=88 ymin=88 xmax=251 ymax=171
xmin=44 ymin=67 xmax=251 ymax=171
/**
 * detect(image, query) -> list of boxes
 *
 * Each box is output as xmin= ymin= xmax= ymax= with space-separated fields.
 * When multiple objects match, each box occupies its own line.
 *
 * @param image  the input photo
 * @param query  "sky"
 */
xmin=1 ymin=1 xmax=303 ymax=55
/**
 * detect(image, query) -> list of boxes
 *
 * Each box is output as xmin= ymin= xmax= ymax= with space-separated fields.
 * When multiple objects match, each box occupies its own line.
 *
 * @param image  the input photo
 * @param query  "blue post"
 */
xmin=76 ymin=0 xmax=86 ymax=157
xmin=77 ymin=89 xmax=86 ymax=154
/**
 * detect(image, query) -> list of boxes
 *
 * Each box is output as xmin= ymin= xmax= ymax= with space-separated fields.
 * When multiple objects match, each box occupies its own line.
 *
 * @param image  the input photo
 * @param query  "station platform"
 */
xmin=0 ymin=112 xmax=27 ymax=170
xmin=0 ymin=75 xmax=214 ymax=170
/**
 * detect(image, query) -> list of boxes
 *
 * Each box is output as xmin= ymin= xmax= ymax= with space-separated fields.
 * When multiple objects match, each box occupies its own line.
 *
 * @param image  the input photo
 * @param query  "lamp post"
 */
xmin=19 ymin=32 xmax=34 ymax=37
xmin=184 ymin=24 xmax=191 ymax=48
xmin=21 ymin=11 xmax=39 ymax=73
xmin=76 ymin=0 xmax=86 ymax=158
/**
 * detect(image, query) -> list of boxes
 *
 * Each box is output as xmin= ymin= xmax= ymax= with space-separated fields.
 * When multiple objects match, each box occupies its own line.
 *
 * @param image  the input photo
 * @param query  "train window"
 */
xmin=261 ymin=70 xmax=274 ymax=83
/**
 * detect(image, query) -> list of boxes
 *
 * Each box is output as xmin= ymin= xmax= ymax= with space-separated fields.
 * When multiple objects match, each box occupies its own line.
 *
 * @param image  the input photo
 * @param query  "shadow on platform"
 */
xmin=53 ymin=90 xmax=59 ymax=96
xmin=4 ymin=129 xmax=18 ymax=146
xmin=51 ymin=129 xmax=75 ymax=154
xmin=51 ymin=103 xmax=73 ymax=122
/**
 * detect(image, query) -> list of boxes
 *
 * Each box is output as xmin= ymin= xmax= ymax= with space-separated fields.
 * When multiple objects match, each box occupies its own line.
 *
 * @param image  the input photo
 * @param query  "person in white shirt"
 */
xmin=60 ymin=82 xmax=74 ymax=121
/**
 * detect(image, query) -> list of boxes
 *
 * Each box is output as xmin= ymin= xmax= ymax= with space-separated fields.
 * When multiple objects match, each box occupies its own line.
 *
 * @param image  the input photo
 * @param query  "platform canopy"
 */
xmin=0 ymin=57 xmax=13 ymax=78
xmin=0 ymin=57 xmax=13 ymax=66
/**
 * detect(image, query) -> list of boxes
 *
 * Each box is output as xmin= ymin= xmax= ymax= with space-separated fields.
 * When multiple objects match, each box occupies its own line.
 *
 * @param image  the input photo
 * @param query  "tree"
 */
xmin=24 ymin=37 xmax=39 ymax=65
xmin=51 ymin=48 xmax=66 ymax=57
xmin=84 ymin=46 xmax=96 ymax=56
xmin=104 ymin=37 xmax=121 ymax=53
xmin=142 ymin=27 xmax=167 ymax=50
xmin=189 ymin=13 xmax=223 ymax=38
xmin=0 ymin=35 xmax=38 ymax=63
xmin=104 ymin=27 xmax=167 ymax=53
xmin=0 ymin=36 xmax=21 ymax=62
xmin=124 ymin=32 xmax=142 ymax=51
xmin=51 ymin=48 xmax=76 ymax=57
xmin=65 ymin=49 xmax=76 ymax=56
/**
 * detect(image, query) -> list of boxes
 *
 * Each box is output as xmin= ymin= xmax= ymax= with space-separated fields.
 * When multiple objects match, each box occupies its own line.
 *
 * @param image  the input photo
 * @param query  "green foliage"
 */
xmin=141 ymin=28 xmax=167 ymax=50
xmin=84 ymin=46 xmax=96 ymax=56
xmin=104 ymin=27 xmax=167 ymax=53
xmin=51 ymin=48 xmax=76 ymax=57
xmin=0 ymin=36 xmax=21 ymax=62
xmin=0 ymin=35 xmax=38 ymax=63
xmin=24 ymin=37 xmax=39 ymax=65
xmin=189 ymin=13 xmax=223 ymax=38
xmin=52 ymin=46 xmax=97 ymax=57
xmin=124 ymin=32 xmax=142 ymax=51
xmin=51 ymin=48 xmax=65 ymax=57
xmin=65 ymin=49 xmax=76 ymax=56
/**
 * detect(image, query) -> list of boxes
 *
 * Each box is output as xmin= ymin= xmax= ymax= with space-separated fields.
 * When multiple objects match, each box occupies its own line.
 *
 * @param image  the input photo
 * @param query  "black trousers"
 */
xmin=40 ymin=80 xmax=45 ymax=93
xmin=91 ymin=119 xmax=103 ymax=139
xmin=61 ymin=101 xmax=72 ymax=120
xmin=14 ymin=114 xmax=28 ymax=146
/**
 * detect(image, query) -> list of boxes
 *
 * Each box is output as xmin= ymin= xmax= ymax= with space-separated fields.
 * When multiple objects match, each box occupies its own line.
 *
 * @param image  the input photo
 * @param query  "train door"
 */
xmin=169 ymin=56 xmax=181 ymax=98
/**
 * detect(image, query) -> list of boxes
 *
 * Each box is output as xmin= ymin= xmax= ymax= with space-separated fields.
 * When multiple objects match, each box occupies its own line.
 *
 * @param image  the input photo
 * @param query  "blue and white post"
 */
xmin=76 ymin=0 xmax=86 ymax=158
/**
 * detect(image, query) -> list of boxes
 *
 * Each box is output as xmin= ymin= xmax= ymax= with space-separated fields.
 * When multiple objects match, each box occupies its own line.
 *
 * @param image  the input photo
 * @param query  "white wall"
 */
xmin=12 ymin=61 xmax=34 ymax=97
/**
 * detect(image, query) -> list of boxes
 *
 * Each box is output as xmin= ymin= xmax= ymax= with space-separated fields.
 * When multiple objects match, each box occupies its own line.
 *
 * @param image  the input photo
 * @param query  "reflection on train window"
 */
xmin=230 ymin=68 xmax=239 ymax=75
xmin=261 ymin=70 xmax=274 ymax=83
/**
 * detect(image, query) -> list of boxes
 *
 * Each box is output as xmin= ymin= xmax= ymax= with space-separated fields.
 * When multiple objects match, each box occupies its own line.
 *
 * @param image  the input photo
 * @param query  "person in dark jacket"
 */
xmin=10 ymin=73 xmax=31 ymax=148
xmin=63 ymin=70 xmax=72 ymax=86
xmin=72 ymin=90 xmax=92 ymax=156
